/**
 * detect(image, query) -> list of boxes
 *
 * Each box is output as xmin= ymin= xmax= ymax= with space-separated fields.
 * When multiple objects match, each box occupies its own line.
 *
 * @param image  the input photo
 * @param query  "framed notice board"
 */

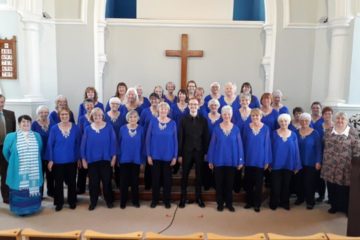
xmin=0 ymin=36 xmax=17 ymax=79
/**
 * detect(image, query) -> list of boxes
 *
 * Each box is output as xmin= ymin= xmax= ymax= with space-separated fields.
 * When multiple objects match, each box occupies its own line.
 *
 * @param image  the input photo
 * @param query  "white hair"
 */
xmin=278 ymin=113 xmax=291 ymax=123
xmin=109 ymin=97 xmax=121 ymax=105
xmin=272 ymin=89 xmax=283 ymax=98
xmin=36 ymin=105 xmax=49 ymax=116
xmin=224 ymin=82 xmax=237 ymax=93
xmin=221 ymin=105 xmax=233 ymax=116
xmin=208 ymin=98 xmax=220 ymax=108
xmin=125 ymin=87 xmax=139 ymax=103
xmin=158 ymin=102 xmax=170 ymax=111
xmin=126 ymin=110 xmax=139 ymax=122
xmin=335 ymin=112 xmax=348 ymax=121
xmin=210 ymin=82 xmax=220 ymax=88
xmin=240 ymin=93 xmax=251 ymax=100
xmin=299 ymin=112 xmax=311 ymax=122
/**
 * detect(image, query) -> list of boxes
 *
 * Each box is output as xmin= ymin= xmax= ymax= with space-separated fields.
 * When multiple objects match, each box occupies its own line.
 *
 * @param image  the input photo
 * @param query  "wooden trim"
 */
xmin=83 ymin=230 xmax=143 ymax=240
xmin=0 ymin=228 xmax=21 ymax=240
xmin=207 ymin=233 xmax=266 ymax=240
xmin=145 ymin=232 xmax=204 ymax=240
xmin=21 ymin=228 xmax=82 ymax=240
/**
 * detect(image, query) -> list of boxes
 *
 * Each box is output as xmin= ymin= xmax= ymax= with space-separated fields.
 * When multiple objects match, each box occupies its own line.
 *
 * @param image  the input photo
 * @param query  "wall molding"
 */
xmin=53 ymin=0 xmax=88 ymax=25
xmin=106 ymin=19 xmax=264 ymax=29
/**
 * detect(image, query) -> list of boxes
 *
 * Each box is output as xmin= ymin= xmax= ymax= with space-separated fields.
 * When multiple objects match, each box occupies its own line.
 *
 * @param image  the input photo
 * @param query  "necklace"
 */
xmin=39 ymin=120 xmax=49 ymax=132
xmin=59 ymin=123 xmax=71 ymax=138
xmin=158 ymin=122 xmax=167 ymax=130
xmin=128 ymin=126 xmax=137 ymax=137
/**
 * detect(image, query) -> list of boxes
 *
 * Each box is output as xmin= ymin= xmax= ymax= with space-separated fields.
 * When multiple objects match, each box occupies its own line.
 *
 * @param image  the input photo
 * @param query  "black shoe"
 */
xmin=107 ymin=202 xmax=114 ymax=209
xmin=294 ymin=199 xmax=304 ymax=205
xmin=132 ymin=202 xmax=140 ymax=208
xmin=244 ymin=204 xmax=252 ymax=209
xmin=165 ymin=202 xmax=171 ymax=209
xmin=227 ymin=205 xmax=235 ymax=212
xmin=3 ymin=199 xmax=9 ymax=204
xmin=120 ymin=203 xmax=126 ymax=209
xmin=47 ymin=192 xmax=54 ymax=198
xmin=69 ymin=204 xmax=76 ymax=210
xmin=150 ymin=202 xmax=157 ymax=208
xmin=306 ymin=204 xmax=314 ymax=210
xmin=328 ymin=207 xmax=337 ymax=214
xmin=316 ymin=196 xmax=324 ymax=202
xmin=254 ymin=207 xmax=260 ymax=212
xmin=179 ymin=198 xmax=186 ymax=208
xmin=217 ymin=205 xmax=224 ymax=212
xmin=88 ymin=204 xmax=96 ymax=211
xmin=282 ymin=205 xmax=290 ymax=211
xmin=76 ymin=190 xmax=85 ymax=195
xmin=269 ymin=204 xmax=277 ymax=210
xmin=196 ymin=198 xmax=205 ymax=208
xmin=55 ymin=205 xmax=63 ymax=212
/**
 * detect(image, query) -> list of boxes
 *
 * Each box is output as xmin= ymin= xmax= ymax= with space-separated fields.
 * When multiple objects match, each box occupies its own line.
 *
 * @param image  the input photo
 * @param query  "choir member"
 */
xmin=220 ymin=82 xmax=239 ymax=111
xmin=47 ymin=108 xmax=81 ymax=211
xmin=295 ymin=113 xmax=322 ymax=209
xmin=146 ymin=102 xmax=177 ymax=209
xmin=118 ymin=110 xmax=145 ymax=209
xmin=289 ymin=107 xmax=303 ymax=132
xmin=81 ymin=108 xmax=117 ymax=211
xmin=186 ymin=80 xmax=197 ymax=99
xmin=49 ymin=95 xmax=75 ymax=126
xmin=105 ymin=82 xmax=128 ymax=112
xmin=119 ymin=88 xmax=143 ymax=127
xmin=31 ymin=105 xmax=54 ymax=198
xmin=154 ymin=85 xmax=165 ymax=101
xmin=136 ymin=85 xmax=150 ymax=109
xmin=269 ymin=113 xmax=301 ymax=210
xmin=208 ymin=105 xmax=244 ymax=212
xmin=260 ymin=93 xmax=279 ymax=131
xmin=178 ymin=98 xmax=209 ymax=208
xmin=3 ymin=115 xmax=43 ymax=216
xmin=232 ymin=93 xmax=252 ymax=134
xmin=170 ymin=89 xmax=189 ymax=128
xmin=77 ymin=87 xmax=104 ymax=122
xmin=204 ymin=82 xmax=222 ymax=111
xmin=272 ymin=90 xmax=289 ymax=114
xmin=164 ymin=81 xmax=177 ymax=105
xmin=194 ymin=87 xmax=207 ymax=117
xmin=242 ymin=108 xmax=272 ymax=212
xmin=321 ymin=112 xmax=360 ymax=215
xmin=240 ymin=82 xmax=260 ymax=109
xmin=311 ymin=101 xmax=324 ymax=134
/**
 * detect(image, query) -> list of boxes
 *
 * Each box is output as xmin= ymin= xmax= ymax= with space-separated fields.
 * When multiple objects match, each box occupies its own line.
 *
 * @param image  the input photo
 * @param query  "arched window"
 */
xmin=106 ymin=0 xmax=136 ymax=18
xmin=233 ymin=0 xmax=265 ymax=21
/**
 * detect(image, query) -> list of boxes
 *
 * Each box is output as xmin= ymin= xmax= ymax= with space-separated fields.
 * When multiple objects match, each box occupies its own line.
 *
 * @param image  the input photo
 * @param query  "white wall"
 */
xmin=137 ymin=0 xmax=234 ymax=20
xmin=103 ymin=24 xmax=265 ymax=103
xmin=348 ymin=16 xmax=360 ymax=104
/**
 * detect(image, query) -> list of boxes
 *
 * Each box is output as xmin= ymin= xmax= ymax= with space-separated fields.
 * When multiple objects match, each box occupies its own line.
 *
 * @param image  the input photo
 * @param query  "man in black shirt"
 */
xmin=178 ymin=98 xmax=209 ymax=208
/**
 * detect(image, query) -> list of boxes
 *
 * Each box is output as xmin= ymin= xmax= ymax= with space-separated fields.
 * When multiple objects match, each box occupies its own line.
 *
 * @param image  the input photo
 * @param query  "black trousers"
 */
xmin=233 ymin=168 xmax=244 ymax=193
xmin=144 ymin=161 xmax=152 ymax=190
xmin=214 ymin=166 xmax=235 ymax=207
xmin=151 ymin=160 xmax=172 ymax=204
xmin=181 ymin=150 xmax=203 ymax=199
xmin=316 ymin=171 xmax=326 ymax=198
xmin=88 ymin=160 xmax=113 ymax=206
xmin=76 ymin=168 xmax=88 ymax=193
xmin=270 ymin=169 xmax=293 ymax=208
xmin=327 ymin=181 xmax=349 ymax=213
xmin=119 ymin=163 xmax=140 ymax=205
xmin=53 ymin=162 xmax=77 ymax=207
xmin=41 ymin=160 xmax=55 ymax=197
xmin=114 ymin=164 xmax=121 ymax=188
xmin=295 ymin=166 xmax=317 ymax=206
xmin=244 ymin=166 xmax=264 ymax=208
xmin=0 ymin=145 xmax=9 ymax=202
xmin=202 ymin=161 xmax=214 ymax=190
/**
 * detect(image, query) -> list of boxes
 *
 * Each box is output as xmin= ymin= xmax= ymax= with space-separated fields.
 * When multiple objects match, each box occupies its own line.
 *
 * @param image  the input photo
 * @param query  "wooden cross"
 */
xmin=165 ymin=34 xmax=204 ymax=89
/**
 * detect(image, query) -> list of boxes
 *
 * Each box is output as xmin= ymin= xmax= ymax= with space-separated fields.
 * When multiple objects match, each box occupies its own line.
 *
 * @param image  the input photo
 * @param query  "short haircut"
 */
xmin=90 ymin=107 xmax=104 ymax=122
xmin=210 ymin=82 xmax=220 ymax=88
xmin=240 ymin=93 xmax=251 ymax=100
xmin=207 ymin=98 xmax=220 ymax=108
xmin=250 ymin=108 xmax=263 ymax=116
xmin=0 ymin=94 xmax=5 ymax=100
xmin=260 ymin=93 xmax=273 ymax=104
xmin=177 ymin=89 xmax=189 ymax=103
xmin=126 ymin=110 xmax=139 ymax=123
xmin=240 ymin=82 xmax=252 ymax=94
xmin=109 ymin=97 xmax=121 ymax=105
xmin=18 ymin=115 xmax=32 ymax=123
xmin=322 ymin=106 xmax=334 ymax=115
xmin=187 ymin=80 xmax=197 ymax=88
xmin=125 ymin=87 xmax=139 ymax=102
xmin=54 ymin=95 xmax=68 ymax=110
xmin=224 ymin=82 xmax=237 ymax=93
xmin=36 ymin=105 xmax=49 ymax=115
xmin=83 ymin=98 xmax=94 ymax=105
xmin=299 ymin=112 xmax=311 ymax=122
xmin=158 ymin=102 xmax=170 ymax=111
xmin=149 ymin=92 xmax=160 ymax=100
xmin=335 ymin=111 xmax=348 ymax=120
xmin=272 ymin=89 xmax=283 ymax=98
xmin=84 ymin=87 xmax=98 ymax=102
xmin=57 ymin=108 xmax=71 ymax=118
xmin=311 ymin=101 xmax=322 ymax=108
xmin=165 ymin=81 xmax=175 ymax=90
xmin=292 ymin=107 xmax=303 ymax=115
xmin=189 ymin=98 xmax=199 ymax=104
xmin=221 ymin=105 xmax=233 ymax=116
xmin=277 ymin=113 xmax=291 ymax=123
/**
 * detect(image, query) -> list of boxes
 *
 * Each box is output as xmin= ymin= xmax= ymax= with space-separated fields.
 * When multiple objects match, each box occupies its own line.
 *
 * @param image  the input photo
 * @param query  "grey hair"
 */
xmin=221 ymin=105 xmax=233 ymax=117
xmin=158 ymin=102 xmax=170 ymax=111
xmin=224 ymin=82 xmax=237 ymax=93
xmin=109 ymin=97 xmax=121 ymax=105
xmin=299 ymin=112 xmax=311 ymax=121
xmin=240 ymin=93 xmax=251 ymax=100
xmin=208 ymin=98 xmax=220 ymax=109
xmin=210 ymin=82 xmax=220 ymax=88
xmin=278 ymin=113 xmax=291 ymax=123
xmin=335 ymin=112 xmax=348 ymax=121
xmin=36 ymin=105 xmax=49 ymax=116
xmin=126 ymin=110 xmax=139 ymax=123
xmin=272 ymin=89 xmax=283 ymax=97
xmin=125 ymin=87 xmax=139 ymax=103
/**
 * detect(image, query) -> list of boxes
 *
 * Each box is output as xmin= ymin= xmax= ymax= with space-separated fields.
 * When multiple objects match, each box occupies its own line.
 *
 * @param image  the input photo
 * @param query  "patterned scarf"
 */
xmin=16 ymin=130 xmax=41 ymax=196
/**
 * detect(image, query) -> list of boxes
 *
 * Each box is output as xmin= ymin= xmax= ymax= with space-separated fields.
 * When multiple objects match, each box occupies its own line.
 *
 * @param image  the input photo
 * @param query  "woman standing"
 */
xmin=31 ymin=105 xmax=54 ymax=198
xmin=289 ymin=107 xmax=303 ymax=132
xmin=219 ymin=82 xmax=239 ymax=112
xmin=118 ymin=110 xmax=145 ymax=209
xmin=49 ymin=95 xmax=75 ymax=126
xmin=260 ymin=93 xmax=279 ymax=131
xmin=105 ymin=82 xmax=128 ymax=112
xmin=208 ymin=106 xmax=244 ymax=212
xmin=232 ymin=93 xmax=252 ymax=133
xmin=242 ymin=108 xmax=272 ymax=212
xmin=204 ymin=82 xmax=222 ymax=111
xmin=272 ymin=90 xmax=289 ymax=114
xmin=164 ymin=81 xmax=177 ymax=105
xmin=136 ymin=85 xmax=150 ymax=110
xmin=321 ymin=112 xmax=360 ymax=215
xmin=81 ymin=108 xmax=117 ymax=211
xmin=270 ymin=113 xmax=301 ymax=210
xmin=78 ymin=87 xmax=104 ymax=122
xmin=170 ymin=89 xmax=189 ymax=128
xmin=3 ymin=115 xmax=43 ymax=216
xmin=295 ymin=113 xmax=322 ymax=209
xmin=240 ymin=82 xmax=260 ymax=109
xmin=47 ymin=108 xmax=81 ymax=211
xmin=146 ymin=102 xmax=177 ymax=209
xmin=119 ymin=88 xmax=142 ymax=126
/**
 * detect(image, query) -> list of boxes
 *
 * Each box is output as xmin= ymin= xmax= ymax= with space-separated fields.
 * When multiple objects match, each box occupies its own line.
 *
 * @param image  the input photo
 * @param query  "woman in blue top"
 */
xmin=105 ymin=82 xmax=127 ymax=112
xmin=204 ymin=82 xmax=223 ymax=112
xmin=195 ymin=87 xmax=208 ymax=117
xmin=119 ymin=88 xmax=144 ymax=127
xmin=295 ymin=113 xmax=322 ymax=210
xmin=163 ymin=81 xmax=177 ymax=105
xmin=240 ymin=82 xmax=260 ymax=109
xmin=289 ymin=107 xmax=303 ymax=132
xmin=81 ymin=108 xmax=117 ymax=211
xmin=270 ymin=113 xmax=301 ymax=210
xmin=118 ymin=110 xmax=145 ymax=209
xmin=31 ymin=105 xmax=54 ymax=198
xmin=260 ymin=93 xmax=279 ymax=131
xmin=232 ymin=93 xmax=252 ymax=134
xmin=170 ymin=89 xmax=189 ymax=128
xmin=242 ymin=108 xmax=272 ymax=212
xmin=146 ymin=102 xmax=177 ymax=209
xmin=219 ymin=82 xmax=240 ymax=112
xmin=47 ymin=108 xmax=81 ymax=211
xmin=136 ymin=85 xmax=150 ymax=110
xmin=272 ymin=90 xmax=290 ymax=114
xmin=77 ymin=87 xmax=104 ymax=123
xmin=208 ymin=105 xmax=244 ymax=212
xmin=49 ymin=95 xmax=75 ymax=126
xmin=3 ymin=115 xmax=43 ymax=216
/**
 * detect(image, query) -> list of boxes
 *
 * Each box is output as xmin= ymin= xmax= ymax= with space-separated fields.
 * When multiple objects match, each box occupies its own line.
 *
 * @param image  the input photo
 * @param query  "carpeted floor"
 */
xmin=0 ymin=194 xmax=347 ymax=236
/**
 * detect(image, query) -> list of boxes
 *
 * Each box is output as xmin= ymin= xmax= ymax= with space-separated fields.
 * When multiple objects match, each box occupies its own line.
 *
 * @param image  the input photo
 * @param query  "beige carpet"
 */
xmin=0 ymin=194 xmax=347 ymax=236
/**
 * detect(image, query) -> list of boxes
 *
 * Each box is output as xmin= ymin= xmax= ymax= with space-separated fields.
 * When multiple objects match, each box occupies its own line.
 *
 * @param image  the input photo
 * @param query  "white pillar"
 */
xmin=324 ymin=0 xmax=353 ymax=106
xmin=262 ymin=0 xmax=277 ymax=93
